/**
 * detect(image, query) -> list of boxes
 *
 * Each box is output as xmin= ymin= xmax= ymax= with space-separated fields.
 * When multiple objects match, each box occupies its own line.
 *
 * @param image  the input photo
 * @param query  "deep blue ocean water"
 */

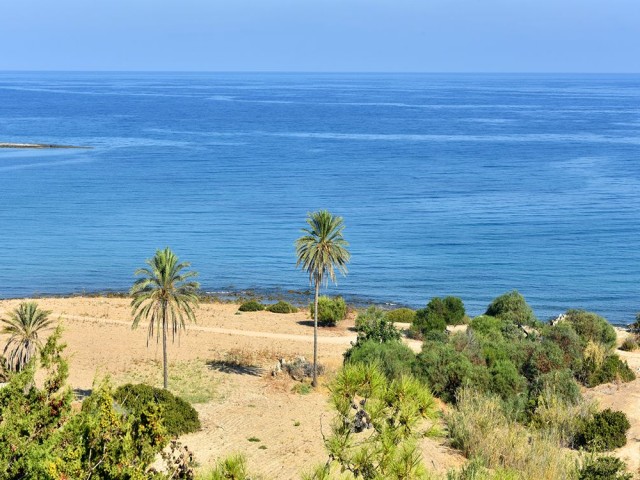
xmin=0 ymin=72 xmax=638 ymax=324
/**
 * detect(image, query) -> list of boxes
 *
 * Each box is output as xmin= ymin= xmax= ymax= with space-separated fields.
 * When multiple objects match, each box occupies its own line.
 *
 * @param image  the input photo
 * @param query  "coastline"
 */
xmin=0 ymin=142 xmax=90 ymax=149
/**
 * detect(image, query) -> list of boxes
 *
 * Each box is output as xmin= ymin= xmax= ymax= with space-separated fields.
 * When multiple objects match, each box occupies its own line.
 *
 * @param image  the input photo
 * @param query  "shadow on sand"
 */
xmin=206 ymin=360 xmax=263 ymax=377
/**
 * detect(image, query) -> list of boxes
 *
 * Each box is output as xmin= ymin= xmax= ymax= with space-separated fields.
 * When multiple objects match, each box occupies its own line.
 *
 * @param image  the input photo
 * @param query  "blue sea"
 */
xmin=0 ymin=72 xmax=638 ymax=325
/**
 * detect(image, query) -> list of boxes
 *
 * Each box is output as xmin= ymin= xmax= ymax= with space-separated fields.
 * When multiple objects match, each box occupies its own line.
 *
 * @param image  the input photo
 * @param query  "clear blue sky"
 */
xmin=2 ymin=0 xmax=639 ymax=72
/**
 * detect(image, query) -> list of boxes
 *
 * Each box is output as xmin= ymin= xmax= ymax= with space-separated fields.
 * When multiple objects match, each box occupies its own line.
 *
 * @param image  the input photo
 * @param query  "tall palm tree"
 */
xmin=295 ymin=210 xmax=350 ymax=387
xmin=1 ymin=301 xmax=54 ymax=372
xmin=130 ymin=247 xmax=199 ymax=389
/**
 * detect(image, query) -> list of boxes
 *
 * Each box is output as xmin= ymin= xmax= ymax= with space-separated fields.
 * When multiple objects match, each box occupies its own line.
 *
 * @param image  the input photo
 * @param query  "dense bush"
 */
xmin=581 ymin=353 xmax=636 ymax=387
xmin=266 ymin=300 xmax=298 ymax=314
xmin=353 ymin=306 xmax=401 ymax=343
xmin=542 ymin=322 xmax=583 ymax=371
xmin=489 ymin=360 xmax=527 ymax=401
xmin=414 ymin=341 xmax=490 ymax=403
xmin=522 ymin=340 xmax=565 ymax=380
xmin=114 ymin=383 xmax=201 ymax=437
xmin=529 ymin=369 xmax=582 ymax=407
xmin=469 ymin=315 xmax=504 ymax=336
xmin=577 ymin=455 xmax=632 ymax=480
xmin=384 ymin=307 xmax=416 ymax=324
xmin=309 ymin=296 xmax=346 ymax=326
xmin=575 ymin=409 xmax=630 ymax=451
xmin=564 ymin=310 xmax=617 ymax=350
xmin=412 ymin=296 xmax=466 ymax=337
xmin=485 ymin=290 xmax=537 ymax=326
xmin=0 ymin=329 xmax=168 ymax=479
xmin=238 ymin=300 xmax=264 ymax=312
xmin=345 ymin=339 xmax=415 ymax=380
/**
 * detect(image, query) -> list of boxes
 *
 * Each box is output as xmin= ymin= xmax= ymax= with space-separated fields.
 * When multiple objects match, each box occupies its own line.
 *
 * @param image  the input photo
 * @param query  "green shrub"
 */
xmin=199 ymin=454 xmax=252 ymax=480
xmin=414 ymin=341 xmax=490 ymax=403
xmin=485 ymin=290 xmax=537 ymax=326
xmin=310 ymin=296 xmax=347 ymax=326
xmin=564 ymin=310 xmax=617 ymax=350
xmin=529 ymin=369 xmax=582 ymax=408
xmin=266 ymin=300 xmax=298 ymax=314
xmin=470 ymin=315 xmax=504 ymax=337
xmin=522 ymin=340 xmax=565 ymax=380
xmin=414 ymin=296 xmax=466 ymax=330
xmin=412 ymin=305 xmax=447 ymax=337
xmin=353 ymin=306 xmax=401 ymax=344
xmin=489 ymin=360 xmax=527 ymax=400
xmin=582 ymin=354 xmax=636 ymax=387
xmin=238 ymin=300 xmax=264 ymax=312
xmin=385 ymin=307 xmax=416 ymax=324
xmin=575 ymin=409 xmax=630 ymax=451
xmin=543 ymin=322 xmax=583 ymax=371
xmin=113 ymin=383 xmax=200 ymax=437
xmin=345 ymin=339 xmax=415 ymax=380
xmin=577 ymin=455 xmax=632 ymax=480
xmin=619 ymin=336 xmax=638 ymax=352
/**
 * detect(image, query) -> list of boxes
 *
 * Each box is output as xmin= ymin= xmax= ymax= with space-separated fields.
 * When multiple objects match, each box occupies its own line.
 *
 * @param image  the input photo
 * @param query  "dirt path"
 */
xmin=47 ymin=312 xmax=359 ymax=345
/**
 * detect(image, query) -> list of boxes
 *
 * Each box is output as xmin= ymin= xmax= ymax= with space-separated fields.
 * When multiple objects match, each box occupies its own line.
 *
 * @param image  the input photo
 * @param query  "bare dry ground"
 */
xmin=584 ymin=330 xmax=640 ymax=475
xmin=0 ymin=297 xmax=464 ymax=479
xmin=2 ymin=297 xmax=639 ymax=478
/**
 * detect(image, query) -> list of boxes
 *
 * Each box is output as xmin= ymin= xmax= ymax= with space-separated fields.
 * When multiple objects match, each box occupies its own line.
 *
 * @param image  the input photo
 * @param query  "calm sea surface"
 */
xmin=0 ymin=73 xmax=638 ymax=324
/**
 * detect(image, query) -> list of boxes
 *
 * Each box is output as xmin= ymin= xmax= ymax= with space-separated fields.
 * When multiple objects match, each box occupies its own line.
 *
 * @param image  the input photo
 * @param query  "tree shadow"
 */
xmin=297 ymin=320 xmax=316 ymax=328
xmin=206 ymin=360 xmax=263 ymax=377
xmin=73 ymin=388 xmax=93 ymax=400
xmin=296 ymin=320 xmax=339 ymax=329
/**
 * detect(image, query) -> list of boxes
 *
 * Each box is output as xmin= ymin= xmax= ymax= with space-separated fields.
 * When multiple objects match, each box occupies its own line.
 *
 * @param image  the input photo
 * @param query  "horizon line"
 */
xmin=1 ymin=70 xmax=640 ymax=75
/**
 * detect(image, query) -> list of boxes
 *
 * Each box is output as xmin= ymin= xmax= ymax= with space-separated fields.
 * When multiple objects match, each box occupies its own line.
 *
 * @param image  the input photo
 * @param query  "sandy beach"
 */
xmin=1 ymin=296 xmax=638 ymax=478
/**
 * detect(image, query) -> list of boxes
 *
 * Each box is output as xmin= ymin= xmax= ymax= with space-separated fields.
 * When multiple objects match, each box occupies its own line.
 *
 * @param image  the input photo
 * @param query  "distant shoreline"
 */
xmin=0 ymin=142 xmax=90 ymax=149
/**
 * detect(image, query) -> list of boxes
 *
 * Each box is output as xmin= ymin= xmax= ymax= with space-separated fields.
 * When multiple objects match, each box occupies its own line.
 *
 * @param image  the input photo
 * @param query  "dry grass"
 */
xmin=446 ymin=388 xmax=577 ymax=480
xmin=116 ymin=358 xmax=219 ymax=404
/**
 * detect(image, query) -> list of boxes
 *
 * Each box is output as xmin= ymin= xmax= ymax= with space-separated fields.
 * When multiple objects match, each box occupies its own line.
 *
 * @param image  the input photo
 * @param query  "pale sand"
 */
xmin=0 ymin=297 xmax=464 ymax=479
xmin=2 ymin=297 xmax=638 ymax=477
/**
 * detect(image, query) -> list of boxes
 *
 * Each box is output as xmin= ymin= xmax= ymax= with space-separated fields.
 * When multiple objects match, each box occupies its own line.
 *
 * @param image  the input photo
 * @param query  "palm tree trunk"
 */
xmin=312 ymin=280 xmax=319 ymax=388
xmin=162 ymin=303 xmax=168 ymax=390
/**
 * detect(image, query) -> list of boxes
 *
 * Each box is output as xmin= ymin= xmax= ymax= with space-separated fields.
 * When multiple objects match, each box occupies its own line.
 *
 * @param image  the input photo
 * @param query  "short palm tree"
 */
xmin=295 ymin=210 xmax=350 ymax=387
xmin=1 ymin=301 xmax=54 ymax=372
xmin=130 ymin=247 xmax=199 ymax=390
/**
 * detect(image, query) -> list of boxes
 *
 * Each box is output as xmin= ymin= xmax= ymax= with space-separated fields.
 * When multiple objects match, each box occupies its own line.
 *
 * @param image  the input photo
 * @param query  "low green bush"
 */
xmin=564 ymin=310 xmax=617 ymax=350
xmin=470 ymin=315 xmax=504 ymax=337
xmin=345 ymin=339 xmax=415 ymax=380
xmin=266 ymin=300 xmax=298 ymax=314
xmin=522 ymin=340 xmax=565 ymax=380
xmin=413 ymin=296 xmax=466 ymax=336
xmin=582 ymin=354 xmax=636 ymax=387
xmin=238 ymin=300 xmax=264 ymax=312
xmin=485 ymin=290 xmax=537 ymax=326
xmin=113 ymin=383 xmax=201 ymax=437
xmin=310 ymin=296 xmax=347 ymax=326
xmin=619 ymin=336 xmax=638 ymax=352
xmin=384 ymin=307 xmax=416 ymax=324
xmin=543 ymin=322 xmax=584 ymax=371
xmin=577 ymin=455 xmax=632 ymax=480
xmin=414 ymin=341 xmax=490 ymax=403
xmin=575 ymin=409 xmax=630 ymax=451
xmin=354 ymin=306 xmax=400 ymax=344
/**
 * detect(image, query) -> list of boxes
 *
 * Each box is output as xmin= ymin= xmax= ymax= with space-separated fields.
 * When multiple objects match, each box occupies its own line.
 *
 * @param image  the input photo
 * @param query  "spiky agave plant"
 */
xmin=1 ymin=301 xmax=54 ymax=372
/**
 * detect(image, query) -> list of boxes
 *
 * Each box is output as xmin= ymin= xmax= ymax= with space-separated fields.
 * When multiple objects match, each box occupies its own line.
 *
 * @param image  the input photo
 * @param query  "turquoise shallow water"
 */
xmin=0 ymin=72 xmax=638 ymax=324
